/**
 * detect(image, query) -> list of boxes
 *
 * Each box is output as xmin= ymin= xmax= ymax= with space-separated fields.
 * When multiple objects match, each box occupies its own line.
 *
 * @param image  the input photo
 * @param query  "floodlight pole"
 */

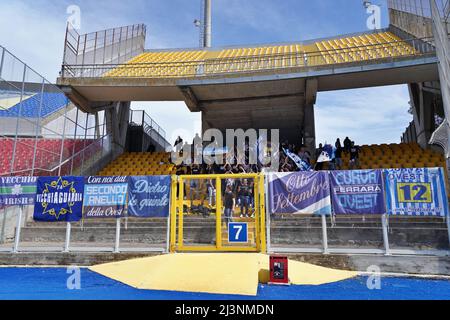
xmin=203 ymin=0 xmax=212 ymax=48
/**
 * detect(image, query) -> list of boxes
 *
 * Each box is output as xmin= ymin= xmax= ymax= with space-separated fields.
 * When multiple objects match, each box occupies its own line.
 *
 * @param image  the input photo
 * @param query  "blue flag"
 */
xmin=34 ymin=176 xmax=84 ymax=222
xmin=128 ymin=176 xmax=171 ymax=217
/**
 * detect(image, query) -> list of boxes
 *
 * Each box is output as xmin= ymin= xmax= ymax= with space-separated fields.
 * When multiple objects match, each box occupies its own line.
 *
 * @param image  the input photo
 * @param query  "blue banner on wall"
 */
xmin=83 ymin=176 xmax=128 ymax=219
xmin=384 ymin=168 xmax=449 ymax=217
xmin=0 ymin=176 xmax=37 ymax=207
xmin=330 ymin=170 xmax=386 ymax=215
xmin=267 ymin=172 xmax=331 ymax=215
xmin=128 ymin=176 xmax=171 ymax=217
xmin=33 ymin=176 xmax=84 ymax=222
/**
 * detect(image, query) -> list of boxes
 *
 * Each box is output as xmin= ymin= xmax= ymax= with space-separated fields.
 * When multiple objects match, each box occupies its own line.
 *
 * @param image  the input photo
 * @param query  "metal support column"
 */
xmin=30 ymin=79 xmax=46 ymax=176
xmin=382 ymin=214 xmax=391 ymax=256
xmin=321 ymin=214 xmax=329 ymax=254
xmin=114 ymin=218 xmax=121 ymax=253
xmin=215 ymin=177 xmax=222 ymax=250
xmin=13 ymin=206 xmax=23 ymax=253
xmin=63 ymin=222 xmax=71 ymax=253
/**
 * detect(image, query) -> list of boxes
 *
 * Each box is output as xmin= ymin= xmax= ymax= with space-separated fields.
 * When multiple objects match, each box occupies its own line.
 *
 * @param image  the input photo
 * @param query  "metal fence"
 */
xmin=0 ymin=205 xmax=169 ymax=254
xmin=62 ymin=23 xmax=146 ymax=78
xmin=129 ymin=109 xmax=170 ymax=149
xmin=388 ymin=0 xmax=449 ymax=18
xmin=0 ymin=173 xmax=449 ymax=256
xmin=0 ymin=45 xmax=112 ymax=177
xmin=60 ymin=35 xmax=436 ymax=79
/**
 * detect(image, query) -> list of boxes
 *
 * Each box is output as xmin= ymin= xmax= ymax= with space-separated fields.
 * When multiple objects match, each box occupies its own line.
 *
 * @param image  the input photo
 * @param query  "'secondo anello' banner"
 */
xmin=34 ymin=176 xmax=84 ymax=222
xmin=128 ymin=176 xmax=171 ymax=217
xmin=384 ymin=168 xmax=449 ymax=217
xmin=0 ymin=176 xmax=37 ymax=207
xmin=267 ymin=172 xmax=331 ymax=215
xmin=83 ymin=176 xmax=128 ymax=218
xmin=330 ymin=170 xmax=386 ymax=215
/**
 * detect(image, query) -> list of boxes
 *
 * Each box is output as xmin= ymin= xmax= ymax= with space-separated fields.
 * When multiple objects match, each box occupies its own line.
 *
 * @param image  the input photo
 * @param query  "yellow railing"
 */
xmin=170 ymin=173 xmax=266 ymax=253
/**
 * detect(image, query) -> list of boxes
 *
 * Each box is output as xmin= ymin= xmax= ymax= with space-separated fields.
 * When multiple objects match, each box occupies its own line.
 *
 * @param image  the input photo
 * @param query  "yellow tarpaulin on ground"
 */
xmin=89 ymin=253 xmax=357 ymax=296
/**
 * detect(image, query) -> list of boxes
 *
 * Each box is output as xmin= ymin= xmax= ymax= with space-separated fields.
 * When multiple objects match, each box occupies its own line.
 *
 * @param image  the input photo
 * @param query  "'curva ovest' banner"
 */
xmin=34 ymin=176 xmax=84 ymax=222
xmin=83 ymin=176 xmax=128 ymax=219
xmin=267 ymin=172 xmax=331 ymax=215
xmin=384 ymin=168 xmax=449 ymax=217
xmin=128 ymin=176 xmax=171 ymax=217
xmin=330 ymin=170 xmax=385 ymax=215
xmin=0 ymin=176 xmax=37 ymax=207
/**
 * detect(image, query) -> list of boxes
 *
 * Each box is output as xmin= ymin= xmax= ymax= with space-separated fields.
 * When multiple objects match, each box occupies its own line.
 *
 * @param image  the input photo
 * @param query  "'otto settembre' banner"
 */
xmin=0 ymin=176 xmax=37 ymax=207
xmin=83 ymin=176 xmax=128 ymax=218
xmin=267 ymin=172 xmax=331 ymax=215
xmin=330 ymin=170 xmax=385 ymax=215
xmin=34 ymin=176 xmax=84 ymax=222
xmin=384 ymin=168 xmax=449 ymax=217
xmin=128 ymin=176 xmax=171 ymax=217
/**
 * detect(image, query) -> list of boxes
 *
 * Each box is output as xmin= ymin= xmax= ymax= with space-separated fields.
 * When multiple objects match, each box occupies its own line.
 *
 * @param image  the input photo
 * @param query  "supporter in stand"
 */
xmin=349 ymin=141 xmax=360 ymax=170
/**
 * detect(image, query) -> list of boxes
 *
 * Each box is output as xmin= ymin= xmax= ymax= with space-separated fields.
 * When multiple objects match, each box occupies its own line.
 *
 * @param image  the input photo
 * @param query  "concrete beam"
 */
xmin=179 ymin=86 xmax=201 ymax=112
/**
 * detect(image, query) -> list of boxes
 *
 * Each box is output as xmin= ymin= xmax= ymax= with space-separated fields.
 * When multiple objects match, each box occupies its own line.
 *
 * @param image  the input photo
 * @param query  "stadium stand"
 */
xmin=98 ymin=152 xmax=175 ymax=176
xmin=0 ymin=92 xmax=69 ymax=118
xmin=0 ymin=138 xmax=100 ymax=176
xmin=98 ymin=143 xmax=447 ymax=176
xmin=103 ymin=31 xmax=417 ymax=78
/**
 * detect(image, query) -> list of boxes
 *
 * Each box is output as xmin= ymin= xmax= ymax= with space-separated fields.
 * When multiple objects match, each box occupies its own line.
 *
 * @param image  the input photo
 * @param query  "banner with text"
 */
xmin=34 ymin=176 xmax=84 ymax=222
xmin=83 ymin=176 xmax=128 ymax=218
xmin=128 ymin=176 xmax=171 ymax=217
xmin=0 ymin=176 xmax=37 ymax=207
xmin=330 ymin=170 xmax=385 ymax=215
xmin=384 ymin=168 xmax=449 ymax=217
xmin=267 ymin=172 xmax=331 ymax=215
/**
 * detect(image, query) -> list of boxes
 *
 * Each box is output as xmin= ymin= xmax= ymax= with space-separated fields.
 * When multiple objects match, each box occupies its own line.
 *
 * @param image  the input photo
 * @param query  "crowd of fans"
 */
xmin=172 ymin=135 xmax=361 ymax=175
xmin=171 ymin=135 xmax=360 ymax=218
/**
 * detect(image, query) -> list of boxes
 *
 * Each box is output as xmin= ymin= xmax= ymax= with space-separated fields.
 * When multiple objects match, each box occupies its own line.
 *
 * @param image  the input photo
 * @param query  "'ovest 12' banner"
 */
xmin=83 ymin=176 xmax=128 ymax=218
xmin=330 ymin=170 xmax=385 ymax=215
xmin=34 ymin=176 xmax=84 ymax=222
xmin=267 ymin=172 xmax=331 ymax=215
xmin=128 ymin=176 xmax=171 ymax=217
xmin=384 ymin=168 xmax=449 ymax=217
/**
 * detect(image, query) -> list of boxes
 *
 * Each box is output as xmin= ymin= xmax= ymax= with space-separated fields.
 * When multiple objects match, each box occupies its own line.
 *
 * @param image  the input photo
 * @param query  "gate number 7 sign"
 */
xmin=228 ymin=223 xmax=248 ymax=243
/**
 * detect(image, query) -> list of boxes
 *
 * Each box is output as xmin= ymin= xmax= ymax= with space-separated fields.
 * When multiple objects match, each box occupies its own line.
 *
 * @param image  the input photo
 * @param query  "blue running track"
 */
xmin=0 ymin=268 xmax=449 ymax=300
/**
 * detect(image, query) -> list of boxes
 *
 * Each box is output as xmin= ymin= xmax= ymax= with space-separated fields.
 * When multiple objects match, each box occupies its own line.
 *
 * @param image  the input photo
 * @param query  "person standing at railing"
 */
xmin=224 ymin=185 xmax=235 ymax=225
xmin=237 ymin=179 xmax=251 ymax=218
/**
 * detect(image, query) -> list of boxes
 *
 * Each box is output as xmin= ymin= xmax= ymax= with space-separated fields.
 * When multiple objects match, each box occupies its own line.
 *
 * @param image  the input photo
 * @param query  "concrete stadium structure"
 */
xmin=57 ymin=1 xmax=450 ymax=162
xmin=1 ymin=1 xmax=450 ymax=275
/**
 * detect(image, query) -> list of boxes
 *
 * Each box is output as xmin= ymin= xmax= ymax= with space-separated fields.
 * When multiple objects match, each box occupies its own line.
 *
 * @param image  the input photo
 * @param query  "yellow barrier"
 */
xmin=170 ymin=174 xmax=266 ymax=253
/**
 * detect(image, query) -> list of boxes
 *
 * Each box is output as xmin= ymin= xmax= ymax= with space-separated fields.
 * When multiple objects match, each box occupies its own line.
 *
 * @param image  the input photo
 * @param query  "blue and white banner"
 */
xmin=330 ymin=170 xmax=385 ymax=215
xmin=384 ymin=168 xmax=449 ymax=217
xmin=83 ymin=176 xmax=128 ymax=219
xmin=283 ymin=148 xmax=312 ymax=172
xmin=267 ymin=172 xmax=331 ymax=215
xmin=34 ymin=176 xmax=84 ymax=222
xmin=128 ymin=176 xmax=171 ymax=217
xmin=0 ymin=176 xmax=37 ymax=207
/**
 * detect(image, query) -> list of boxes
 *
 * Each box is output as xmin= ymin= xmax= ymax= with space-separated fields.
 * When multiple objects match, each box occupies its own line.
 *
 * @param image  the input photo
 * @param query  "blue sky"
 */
xmin=0 ymin=0 xmax=412 ymax=146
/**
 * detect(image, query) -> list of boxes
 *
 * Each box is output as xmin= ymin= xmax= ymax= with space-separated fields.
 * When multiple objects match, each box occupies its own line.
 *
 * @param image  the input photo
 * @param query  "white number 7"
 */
xmin=234 ymin=225 xmax=242 ymax=240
